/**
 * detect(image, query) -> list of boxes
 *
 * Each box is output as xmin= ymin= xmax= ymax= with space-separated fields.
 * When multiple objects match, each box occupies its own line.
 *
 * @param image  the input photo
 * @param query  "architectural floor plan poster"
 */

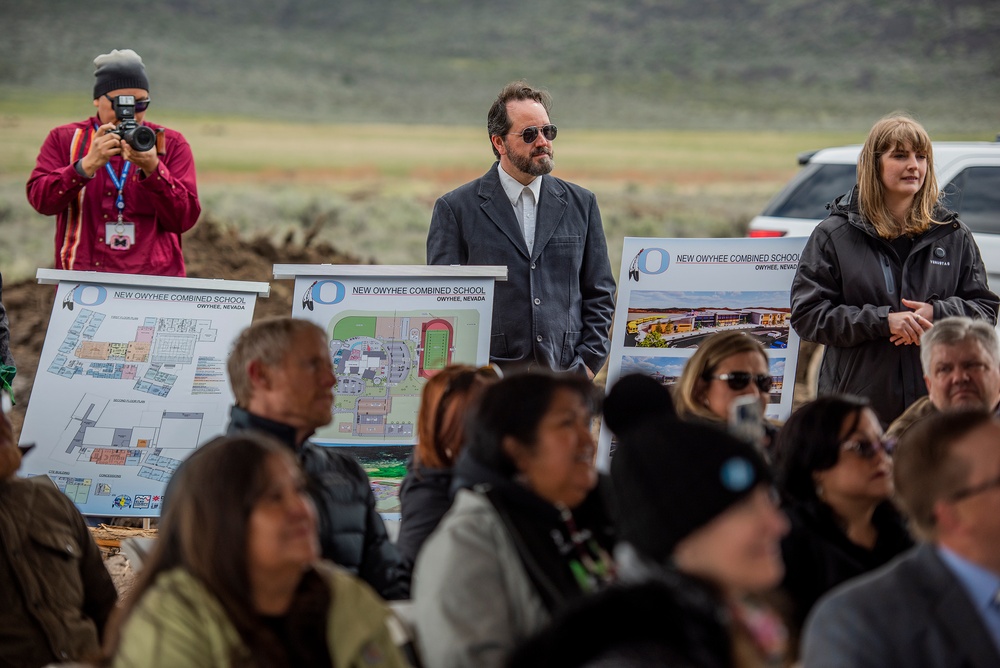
xmin=598 ymin=237 xmax=808 ymax=470
xmin=281 ymin=265 xmax=503 ymax=516
xmin=19 ymin=271 xmax=267 ymax=517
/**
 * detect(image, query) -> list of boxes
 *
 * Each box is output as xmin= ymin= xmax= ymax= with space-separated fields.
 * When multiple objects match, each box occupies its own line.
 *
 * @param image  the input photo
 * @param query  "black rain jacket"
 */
xmin=227 ymin=406 xmax=409 ymax=600
xmin=790 ymin=188 xmax=998 ymax=425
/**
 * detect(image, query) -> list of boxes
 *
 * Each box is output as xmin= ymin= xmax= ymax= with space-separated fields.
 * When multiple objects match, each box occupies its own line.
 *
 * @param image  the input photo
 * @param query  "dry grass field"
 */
xmin=0 ymin=101 xmax=885 ymax=282
xmin=0 ymin=102 xmax=993 ymax=438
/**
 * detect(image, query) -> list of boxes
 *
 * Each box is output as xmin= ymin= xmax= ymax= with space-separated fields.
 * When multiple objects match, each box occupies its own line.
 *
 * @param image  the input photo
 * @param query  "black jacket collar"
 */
xmin=227 ymin=405 xmax=310 ymax=452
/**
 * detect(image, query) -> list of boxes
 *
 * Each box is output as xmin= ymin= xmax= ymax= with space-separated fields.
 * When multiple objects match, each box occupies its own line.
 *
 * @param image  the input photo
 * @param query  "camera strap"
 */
xmin=104 ymin=161 xmax=132 ymax=223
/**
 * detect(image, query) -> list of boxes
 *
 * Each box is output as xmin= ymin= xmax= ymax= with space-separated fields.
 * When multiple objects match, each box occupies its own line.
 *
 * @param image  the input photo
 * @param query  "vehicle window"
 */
xmin=942 ymin=167 xmax=1000 ymax=234
xmin=766 ymin=163 xmax=857 ymax=219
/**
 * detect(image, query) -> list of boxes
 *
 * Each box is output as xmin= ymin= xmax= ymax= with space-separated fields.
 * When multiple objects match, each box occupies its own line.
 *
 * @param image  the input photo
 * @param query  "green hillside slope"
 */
xmin=1 ymin=0 xmax=997 ymax=130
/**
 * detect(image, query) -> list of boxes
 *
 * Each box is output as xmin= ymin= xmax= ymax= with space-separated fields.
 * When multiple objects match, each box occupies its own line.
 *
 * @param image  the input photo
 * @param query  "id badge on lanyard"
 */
xmin=104 ymin=160 xmax=135 ymax=251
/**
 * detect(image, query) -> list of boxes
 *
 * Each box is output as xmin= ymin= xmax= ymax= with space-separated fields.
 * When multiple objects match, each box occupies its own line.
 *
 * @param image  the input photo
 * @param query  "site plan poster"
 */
xmin=597 ymin=237 xmax=809 ymax=470
xmin=19 ymin=270 xmax=267 ymax=517
xmin=280 ymin=264 xmax=503 ymax=517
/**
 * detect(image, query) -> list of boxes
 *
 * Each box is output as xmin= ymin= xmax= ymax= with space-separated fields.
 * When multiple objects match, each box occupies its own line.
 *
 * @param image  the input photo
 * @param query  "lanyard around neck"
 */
xmin=104 ymin=161 xmax=132 ymax=222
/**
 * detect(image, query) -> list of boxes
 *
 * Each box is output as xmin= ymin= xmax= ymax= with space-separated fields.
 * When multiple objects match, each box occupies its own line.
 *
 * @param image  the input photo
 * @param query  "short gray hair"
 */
xmin=920 ymin=317 xmax=1000 ymax=375
xmin=227 ymin=317 xmax=327 ymax=406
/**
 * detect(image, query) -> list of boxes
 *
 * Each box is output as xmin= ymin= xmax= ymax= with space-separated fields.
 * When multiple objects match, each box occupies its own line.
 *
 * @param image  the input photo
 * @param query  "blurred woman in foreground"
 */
xmin=107 ymin=433 xmax=410 ymax=668
xmin=397 ymin=364 xmax=500 ymax=581
xmin=508 ymin=415 xmax=789 ymax=667
xmin=774 ymin=395 xmax=912 ymax=647
xmin=411 ymin=371 xmax=616 ymax=668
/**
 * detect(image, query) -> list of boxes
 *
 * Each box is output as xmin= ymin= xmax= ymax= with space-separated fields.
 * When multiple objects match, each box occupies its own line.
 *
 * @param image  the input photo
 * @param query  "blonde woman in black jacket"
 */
xmin=790 ymin=113 xmax=998 ymax=426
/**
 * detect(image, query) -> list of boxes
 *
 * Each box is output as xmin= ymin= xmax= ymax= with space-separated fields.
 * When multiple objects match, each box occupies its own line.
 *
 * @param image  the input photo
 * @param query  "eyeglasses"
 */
xmin=705 ymin=372 xmax=772 ymax=393
xmin=508 ymin=124 xmax=558 ymax=143
xmin=840 ymin=436 xmax=896 ymax=459
xmin=105 ymin=94 xmax=152 ymax=113
xmin=948 ymin=473 xmax=1000 ymax=502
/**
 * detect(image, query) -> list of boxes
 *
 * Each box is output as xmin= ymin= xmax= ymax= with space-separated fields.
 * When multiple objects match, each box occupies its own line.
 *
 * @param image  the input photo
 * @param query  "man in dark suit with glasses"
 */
xmin=427 ymin=80 xmax=616 ymax=378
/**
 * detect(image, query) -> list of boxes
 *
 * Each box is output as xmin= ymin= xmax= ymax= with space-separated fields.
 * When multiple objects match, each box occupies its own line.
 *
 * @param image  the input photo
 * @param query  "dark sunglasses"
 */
xmin=705 ymin=371 xmax=772 ymax=393
xmin=509 ymin=124 xmax=557 ymax=143
xmin=105 ymin=94 xmax=152 ymax=113
xmin=841 ymin=436 xmax=896 ymax=459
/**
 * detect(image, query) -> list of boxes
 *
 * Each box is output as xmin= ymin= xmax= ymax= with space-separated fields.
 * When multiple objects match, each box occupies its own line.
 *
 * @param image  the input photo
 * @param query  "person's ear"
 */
xmin=502 ymin=435 xmax=529 ymax=473
xmin=693 ymin=381 xmax=708 ymax=408
xmin=491 ymin=134 xmax=507 ymax=158
xmin=933 ymin=499 xmax=958 ymax=535
xmin=246 ymin=359 xmax=273 ymax=391
xmin=93 ymin=97 xmax=100 ymax=109
xmin=812 ymin=470 xmax=828 ymax=499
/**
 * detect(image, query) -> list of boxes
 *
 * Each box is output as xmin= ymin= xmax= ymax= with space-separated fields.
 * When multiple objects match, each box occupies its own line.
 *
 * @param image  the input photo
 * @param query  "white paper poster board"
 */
xmin=598 ymin=237 xmax=809 ymax=470
xmin=275 ymin=264 xmax=506 ymax=516
xmin=19 ymin=270 xmax=268 ymax=517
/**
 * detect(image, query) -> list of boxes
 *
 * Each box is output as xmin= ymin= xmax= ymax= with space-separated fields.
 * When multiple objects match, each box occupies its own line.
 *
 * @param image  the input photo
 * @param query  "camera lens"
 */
xmin=125 ymin=126 xmax=157 ymax=153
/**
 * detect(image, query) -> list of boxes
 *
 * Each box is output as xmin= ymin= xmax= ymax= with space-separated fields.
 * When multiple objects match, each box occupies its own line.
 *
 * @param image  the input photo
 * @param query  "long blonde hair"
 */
xmin=857 ymin=113 xmax=943 ymax=238
xmin=674 ymin=331 xmax=769 ymax=422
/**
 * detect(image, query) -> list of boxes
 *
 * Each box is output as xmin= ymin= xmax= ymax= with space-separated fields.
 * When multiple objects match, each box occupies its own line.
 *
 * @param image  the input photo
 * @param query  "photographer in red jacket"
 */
xmin=27 ymin=48 xmax=200 ymax=276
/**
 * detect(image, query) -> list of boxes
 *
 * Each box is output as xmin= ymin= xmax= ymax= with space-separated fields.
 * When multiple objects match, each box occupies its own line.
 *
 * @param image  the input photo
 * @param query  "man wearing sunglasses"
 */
xmin=427 ymin=81 xmax=616 ymax=378
xmin=886 ymin=316 xmax=1000 ymax=441
xmin=27 ymin=48 xmax=200 ymax=277
xmin=802 ymin=408 xmax=1000 ymax=667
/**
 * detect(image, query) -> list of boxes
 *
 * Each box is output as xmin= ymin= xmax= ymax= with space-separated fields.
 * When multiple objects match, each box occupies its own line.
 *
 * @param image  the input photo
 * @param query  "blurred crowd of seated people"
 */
xmin=6 ymin=317 xmax=1000 ymax=668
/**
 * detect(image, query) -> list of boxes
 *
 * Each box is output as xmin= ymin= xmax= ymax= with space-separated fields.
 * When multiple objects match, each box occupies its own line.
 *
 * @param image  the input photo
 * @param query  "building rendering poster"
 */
xmin=598 ymin=237 xmax=808 ymax=470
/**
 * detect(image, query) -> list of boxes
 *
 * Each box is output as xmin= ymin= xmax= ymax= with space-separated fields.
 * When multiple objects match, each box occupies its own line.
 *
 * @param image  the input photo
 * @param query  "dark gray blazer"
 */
xmin=801 ymin=543 xmax=1000 ymax=668
xmin=427 ymin=163 xmax=616 ymax=374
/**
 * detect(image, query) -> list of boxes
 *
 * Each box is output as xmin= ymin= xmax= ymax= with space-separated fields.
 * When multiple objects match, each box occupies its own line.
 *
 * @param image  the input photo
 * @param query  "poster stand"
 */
xmin=598 ymin=237 xmax=808 ymax=470
xmin=273 ymin=264 xmax=506 ymax=518
xmin=20 ymin=269 xmax=269 ymax=518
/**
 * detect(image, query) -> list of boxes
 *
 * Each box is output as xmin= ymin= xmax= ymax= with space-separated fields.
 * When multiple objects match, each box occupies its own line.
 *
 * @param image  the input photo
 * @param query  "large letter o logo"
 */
xmin=74 ymin=284 xmax=108 ymax=306
xmin=637 ymin=248 xmax=670 ymax=275
xmin=311 ymin=280 xmax=346 ymax=305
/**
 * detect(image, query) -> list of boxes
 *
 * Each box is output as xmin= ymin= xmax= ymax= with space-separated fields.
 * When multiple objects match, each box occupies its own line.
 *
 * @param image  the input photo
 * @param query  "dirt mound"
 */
xmin=4 ymin=219 xmax=364 ymax=439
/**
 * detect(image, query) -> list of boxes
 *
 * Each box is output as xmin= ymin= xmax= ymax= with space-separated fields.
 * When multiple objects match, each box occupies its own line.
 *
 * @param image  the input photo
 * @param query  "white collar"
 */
xmin=497 ymin=163 xmax=543 ymax=206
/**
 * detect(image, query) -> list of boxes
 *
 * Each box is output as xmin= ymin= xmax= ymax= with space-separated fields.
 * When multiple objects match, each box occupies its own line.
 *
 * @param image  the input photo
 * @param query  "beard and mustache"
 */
xmin=504 ymin=140 xmax=555 ymax=177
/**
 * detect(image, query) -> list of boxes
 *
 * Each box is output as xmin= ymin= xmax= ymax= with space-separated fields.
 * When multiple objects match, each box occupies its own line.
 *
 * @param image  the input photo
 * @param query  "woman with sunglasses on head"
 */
xmin=396 ymin=364 xmax=500 ymax=584
xmin=106 ymin=433 xmax=411 ymax=668
xmin=674 ymin=330 xmax=779 ymax=453
xmin=790 ymin=114 xmax=998 ymax=428
xmin=772 ymin=395 xmax=913 ymax=656
xmin=411 ymin=370 xmax=616 ymax=668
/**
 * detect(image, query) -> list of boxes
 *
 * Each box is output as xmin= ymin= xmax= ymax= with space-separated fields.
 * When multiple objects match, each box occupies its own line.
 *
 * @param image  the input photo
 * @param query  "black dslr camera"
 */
xmin=108 ymin=95 xmax=157 ymax=152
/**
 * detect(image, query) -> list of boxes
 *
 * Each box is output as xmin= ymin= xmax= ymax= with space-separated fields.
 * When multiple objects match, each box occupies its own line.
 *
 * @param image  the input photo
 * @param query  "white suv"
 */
xmin=747 ymin=141 xmax=1000 ymax=283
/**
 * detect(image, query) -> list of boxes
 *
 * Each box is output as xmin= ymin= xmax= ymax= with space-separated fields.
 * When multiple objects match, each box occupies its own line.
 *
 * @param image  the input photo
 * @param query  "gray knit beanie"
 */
xmin=93 ymin=49 xmax=149 ymax=99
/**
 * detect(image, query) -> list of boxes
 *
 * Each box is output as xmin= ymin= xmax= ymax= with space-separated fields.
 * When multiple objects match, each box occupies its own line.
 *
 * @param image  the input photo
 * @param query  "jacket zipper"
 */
xmin=880 ymin=252 xmax=896 ymax=295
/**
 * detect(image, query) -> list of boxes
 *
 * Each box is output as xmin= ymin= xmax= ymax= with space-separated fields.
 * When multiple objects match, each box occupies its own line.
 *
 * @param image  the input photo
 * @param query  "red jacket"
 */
xmin=27 ymin=115 xmax=200 ymax=277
